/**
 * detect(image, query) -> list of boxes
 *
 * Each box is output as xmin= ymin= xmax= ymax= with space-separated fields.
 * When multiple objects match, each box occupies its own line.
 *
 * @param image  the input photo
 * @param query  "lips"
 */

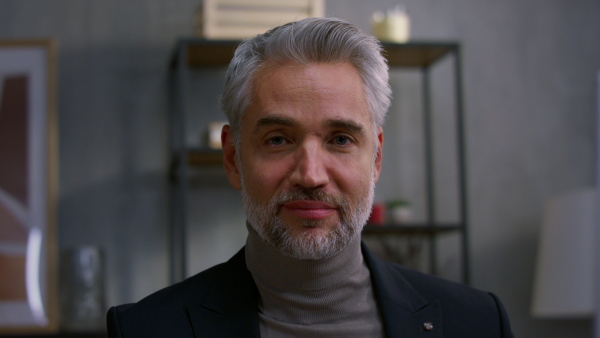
xmin=281 ymin=200 xmax=337 ymax=220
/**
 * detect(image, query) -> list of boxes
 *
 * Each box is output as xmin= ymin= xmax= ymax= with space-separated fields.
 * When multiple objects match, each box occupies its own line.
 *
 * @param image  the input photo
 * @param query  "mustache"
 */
xmin=268 ymin=188 xmax=348 ymax=211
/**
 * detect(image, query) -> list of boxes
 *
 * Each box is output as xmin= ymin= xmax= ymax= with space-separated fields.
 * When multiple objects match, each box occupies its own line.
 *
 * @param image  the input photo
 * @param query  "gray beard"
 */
xmin=241 ymin=177 xmax=375 ymax=260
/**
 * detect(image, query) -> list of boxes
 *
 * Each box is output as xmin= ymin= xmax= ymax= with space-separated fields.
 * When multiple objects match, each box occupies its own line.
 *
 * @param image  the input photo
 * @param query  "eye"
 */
xmin=267 ymin=136 xmax=286 ymax=146
xmin=332 ymin=135 xmax=352 ymax=146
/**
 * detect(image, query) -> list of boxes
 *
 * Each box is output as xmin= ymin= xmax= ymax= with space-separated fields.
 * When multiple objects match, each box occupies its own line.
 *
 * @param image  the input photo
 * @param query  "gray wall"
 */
xmin=1 ymin=1 xmax=598 ymax=337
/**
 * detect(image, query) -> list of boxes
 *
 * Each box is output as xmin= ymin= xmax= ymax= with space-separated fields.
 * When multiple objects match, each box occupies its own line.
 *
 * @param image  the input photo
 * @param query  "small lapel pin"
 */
xmin=422 ymin=321 xmax=434 ymax=332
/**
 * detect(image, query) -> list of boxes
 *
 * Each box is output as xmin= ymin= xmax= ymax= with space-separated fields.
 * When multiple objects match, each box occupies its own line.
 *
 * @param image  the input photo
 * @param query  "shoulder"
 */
xmin=107 ymin=248 xmax=249 ymax=338
xmin=363 ymin=244 xmax=513 ymax=337
xmin=390 ymin=263 xmax=512 ymax=335
xmin=363 ymin=243 xmax=498 ymax=308
xmin=388 ymin=262 xmax=497 ymax=308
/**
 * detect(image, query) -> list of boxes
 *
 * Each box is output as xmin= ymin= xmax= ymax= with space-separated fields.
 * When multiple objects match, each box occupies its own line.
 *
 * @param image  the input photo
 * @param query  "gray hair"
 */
xmin=220 ymin=17 xmax=391 ymax=142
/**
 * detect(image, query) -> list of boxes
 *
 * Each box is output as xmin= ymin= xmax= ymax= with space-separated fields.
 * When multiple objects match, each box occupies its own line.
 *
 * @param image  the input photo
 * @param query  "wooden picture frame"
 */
xmin=0 ymin=40 xmax=59 ymax=333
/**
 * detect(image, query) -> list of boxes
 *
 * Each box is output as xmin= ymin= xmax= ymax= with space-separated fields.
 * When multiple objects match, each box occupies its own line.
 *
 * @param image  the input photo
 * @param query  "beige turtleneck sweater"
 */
xmin=245 ymin=226 xmax=384 ymax=337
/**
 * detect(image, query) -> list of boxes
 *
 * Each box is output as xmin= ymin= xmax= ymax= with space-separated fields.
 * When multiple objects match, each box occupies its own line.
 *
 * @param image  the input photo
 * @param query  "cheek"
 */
xmin=241 ymin=160 xmax=291 ymax=199
xmin=331 ymin=159 xmax=375 ymax=196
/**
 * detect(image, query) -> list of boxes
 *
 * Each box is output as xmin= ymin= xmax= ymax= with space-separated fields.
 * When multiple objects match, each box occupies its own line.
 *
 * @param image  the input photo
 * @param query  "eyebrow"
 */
xmin=252 ymin=115 xmax=365 ymax=134
xmin=326 ymin=119 xmax=365 ymax=133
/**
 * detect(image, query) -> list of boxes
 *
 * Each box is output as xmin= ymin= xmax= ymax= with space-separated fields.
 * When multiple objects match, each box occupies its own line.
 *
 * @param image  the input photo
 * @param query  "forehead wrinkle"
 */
xmin=257 ymin=63 xmax=341 ymax=104
xmin=273 ymin=75 xmax=318 ymax=104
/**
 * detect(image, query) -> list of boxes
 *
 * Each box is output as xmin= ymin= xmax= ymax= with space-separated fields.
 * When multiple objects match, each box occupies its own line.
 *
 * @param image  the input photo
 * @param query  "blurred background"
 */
xmin=1 ymin=0 xmax=599 ymax=337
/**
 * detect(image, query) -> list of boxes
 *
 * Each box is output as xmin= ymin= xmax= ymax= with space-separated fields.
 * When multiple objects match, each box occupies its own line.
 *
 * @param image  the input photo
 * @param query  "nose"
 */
xmin=289 ymin=141 xmax=329 ymax=189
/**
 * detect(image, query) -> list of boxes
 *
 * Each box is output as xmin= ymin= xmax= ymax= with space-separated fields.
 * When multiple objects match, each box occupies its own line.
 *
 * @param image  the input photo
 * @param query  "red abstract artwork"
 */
xmin=0 ymin=75 xmax=29 ymax=301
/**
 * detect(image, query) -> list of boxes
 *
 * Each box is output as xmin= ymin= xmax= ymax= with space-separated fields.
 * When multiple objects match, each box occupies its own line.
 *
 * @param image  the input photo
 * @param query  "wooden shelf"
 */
xmin=183 ymin=39 xmax=239 ymax=68
xmin=381 ymin=41 xmax=457 ymax=68
xmin=173 ymin=38 xmax=458 ymax=69
xmin=363 ymin=224 xmax=462 ymax=236
xmin=186 ymin=148 xmax=223 ymax=166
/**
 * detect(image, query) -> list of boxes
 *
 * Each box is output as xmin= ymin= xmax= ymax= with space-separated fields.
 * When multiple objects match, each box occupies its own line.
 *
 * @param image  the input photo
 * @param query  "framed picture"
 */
xmin=0 ymin=40 xmax=59 ymax=333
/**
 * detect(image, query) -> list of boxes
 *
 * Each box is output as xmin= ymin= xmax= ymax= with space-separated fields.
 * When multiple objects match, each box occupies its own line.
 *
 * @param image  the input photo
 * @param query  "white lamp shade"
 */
xmin=531 ymin=188 xmax=597 ymax=318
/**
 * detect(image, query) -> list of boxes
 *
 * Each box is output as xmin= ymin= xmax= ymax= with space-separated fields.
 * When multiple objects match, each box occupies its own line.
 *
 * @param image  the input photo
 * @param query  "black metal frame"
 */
xmin=420 ymin=44 xmax=468 ymax=284
xmin=168 ymin=39 xmax=469 ymax=285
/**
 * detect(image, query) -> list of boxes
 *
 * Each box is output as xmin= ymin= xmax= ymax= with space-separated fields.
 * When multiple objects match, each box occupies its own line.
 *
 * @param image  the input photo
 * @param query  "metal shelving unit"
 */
xmin=168 ymin=39 xmax=469 ymax=285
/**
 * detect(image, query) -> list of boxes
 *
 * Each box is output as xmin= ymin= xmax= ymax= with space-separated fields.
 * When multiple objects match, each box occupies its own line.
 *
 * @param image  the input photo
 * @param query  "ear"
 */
xmin=221 ymin=124 xmax=241 ymax=190
xmin=373 ymin=127 xmax=384 ymax=183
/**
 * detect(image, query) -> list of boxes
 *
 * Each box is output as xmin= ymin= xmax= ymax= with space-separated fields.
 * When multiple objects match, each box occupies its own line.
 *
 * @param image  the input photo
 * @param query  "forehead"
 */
xmin=245 ymin=62 xmax=371 ymax=128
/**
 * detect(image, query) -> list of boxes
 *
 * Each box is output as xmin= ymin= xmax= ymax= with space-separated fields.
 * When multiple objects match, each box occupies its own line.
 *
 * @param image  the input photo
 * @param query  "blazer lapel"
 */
xmin=185 ymin=244 xmax=444 ymax=337
xmin=187 ymin=249 xmax=261 ymax=337
xmin=363 ymin=244 xmax=443 ymax=338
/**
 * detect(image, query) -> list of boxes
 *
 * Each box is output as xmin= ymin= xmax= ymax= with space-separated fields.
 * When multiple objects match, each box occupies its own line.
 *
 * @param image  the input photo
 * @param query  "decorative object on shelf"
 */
xmin=531 ymin=188 xmax=596 ymax=318
xmin=371 ymin=5 xmax=411 ymax=43
xmin=205 ymin=121 xmax=227 ymax=149
xmin=387 ymin=199 xmax=412 ymax=224
xmin=194 ymin=0 xmax=324 ymax=40
xmin=368 ymin=202 xmax=386 ymax=225
xmin=0 ymin=40 xmax=59 ymax=333
xmin=59 ymin=246 xmax=105 ymax=332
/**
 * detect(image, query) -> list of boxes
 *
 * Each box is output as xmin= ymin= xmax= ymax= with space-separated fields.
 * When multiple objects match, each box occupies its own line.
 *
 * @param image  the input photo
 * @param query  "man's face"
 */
xmin=222 ymin=62 xmax=383 ymax=260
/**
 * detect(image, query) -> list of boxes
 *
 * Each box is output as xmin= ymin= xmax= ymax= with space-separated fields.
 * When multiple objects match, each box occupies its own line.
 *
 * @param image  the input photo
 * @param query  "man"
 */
xmin=107 ymin=17 xmax=513 ymax=337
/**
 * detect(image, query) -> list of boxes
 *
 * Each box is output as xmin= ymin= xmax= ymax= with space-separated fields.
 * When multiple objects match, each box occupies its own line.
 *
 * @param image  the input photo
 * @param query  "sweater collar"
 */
xmin=245 ymin=224 xmax=364 ymax=291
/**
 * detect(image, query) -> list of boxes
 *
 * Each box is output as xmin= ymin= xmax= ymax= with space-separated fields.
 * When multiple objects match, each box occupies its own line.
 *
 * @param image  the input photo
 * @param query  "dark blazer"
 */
xmin=107 ymin=244 xmax=513 ymax=337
